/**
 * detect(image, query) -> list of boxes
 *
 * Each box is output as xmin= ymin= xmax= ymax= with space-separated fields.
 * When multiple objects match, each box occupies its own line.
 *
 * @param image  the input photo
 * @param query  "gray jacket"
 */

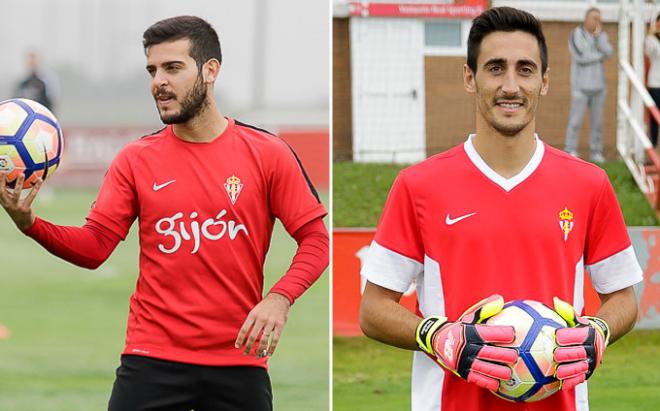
xmin=569 ymin=25 xmax=613 ymax=91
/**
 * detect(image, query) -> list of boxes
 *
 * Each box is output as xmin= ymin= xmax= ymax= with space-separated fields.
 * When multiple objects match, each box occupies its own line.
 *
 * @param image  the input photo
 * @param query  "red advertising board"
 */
xmin=279 ymin=129 xmax=329 ymax=190
xmin=333 ymin=229 xmax=418 ymax=336
xmin=640 ymin=230 xmax=660 ymax=327
xmin=349 ymin=1 xmax=488 ymax=19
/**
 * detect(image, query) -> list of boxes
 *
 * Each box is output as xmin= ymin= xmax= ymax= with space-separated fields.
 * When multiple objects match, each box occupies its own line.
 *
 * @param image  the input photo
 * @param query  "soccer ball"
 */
xmin=0 ymin=98 xmax=63 ymax=189
xmin=485 ymin=299 xmax=568 ymax=402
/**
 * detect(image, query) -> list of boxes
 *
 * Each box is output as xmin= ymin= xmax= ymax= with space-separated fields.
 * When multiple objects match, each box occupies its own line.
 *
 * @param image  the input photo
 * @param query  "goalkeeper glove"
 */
xmin=415 ymin=294 xmax=518 ymax=391
xmin=552 ymin=297 xmax=610 ymax=390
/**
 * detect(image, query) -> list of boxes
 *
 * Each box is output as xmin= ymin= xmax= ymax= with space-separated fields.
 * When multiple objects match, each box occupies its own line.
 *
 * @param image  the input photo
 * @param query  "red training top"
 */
xmin=362 ymin=136 xmax=642 ymax=411
xmin=29 ymin=118 xmax=327 ymax=368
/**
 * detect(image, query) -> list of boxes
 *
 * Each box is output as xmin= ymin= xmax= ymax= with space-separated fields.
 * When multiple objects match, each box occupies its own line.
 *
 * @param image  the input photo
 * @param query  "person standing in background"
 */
xmin=13 ymin=51 xmax=59 ymax=112
xmin=564 ymin=7 xmax=613 ymax=163
xmin=645 ymin=13 xmax=660 ymax=147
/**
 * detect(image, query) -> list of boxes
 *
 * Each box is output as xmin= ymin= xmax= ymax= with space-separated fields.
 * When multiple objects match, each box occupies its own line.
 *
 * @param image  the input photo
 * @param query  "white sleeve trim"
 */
xmin=575 ymin=381 xmax=589 ymax=411
xmin=411 ymin=352 xmax=444 ymax=411
xmin=586 ymin=245 xmax=643 ymax=294
xmin=361 ymin=240 xmax=423 ymax=293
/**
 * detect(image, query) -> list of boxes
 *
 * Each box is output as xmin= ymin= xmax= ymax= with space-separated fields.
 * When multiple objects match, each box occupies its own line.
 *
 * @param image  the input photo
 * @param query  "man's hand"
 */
xmin=593 ymin=23 xmax=602 ymax=37
xmin=235 ymin=293 xmax=291 ymax=358
xmin=415 ymin=295 xmax=517 ymax=391
xmin=0 ymin=172 xmax=41 ymax=231
xmin=552 ymin=297 xmax=610 ymax=390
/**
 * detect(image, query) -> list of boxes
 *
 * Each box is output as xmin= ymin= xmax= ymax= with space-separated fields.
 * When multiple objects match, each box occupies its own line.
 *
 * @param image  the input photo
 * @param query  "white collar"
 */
xmin=463 ymin=134 xmax=544 ymax=192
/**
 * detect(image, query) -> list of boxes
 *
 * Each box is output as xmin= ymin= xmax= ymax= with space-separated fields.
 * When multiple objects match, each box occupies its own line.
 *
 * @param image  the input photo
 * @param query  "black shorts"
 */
xmin=108 ymin=355 xmax=272 ymax=411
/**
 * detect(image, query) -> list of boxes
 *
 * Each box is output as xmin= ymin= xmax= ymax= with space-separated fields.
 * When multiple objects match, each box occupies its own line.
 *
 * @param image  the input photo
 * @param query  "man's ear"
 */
xmin=540 ymin=67 xmax=549 ymax=96
xmin=464 ymin=64 xmax=477 ymax=94
xmin=203 ymin=58 xmax=221 ymax=83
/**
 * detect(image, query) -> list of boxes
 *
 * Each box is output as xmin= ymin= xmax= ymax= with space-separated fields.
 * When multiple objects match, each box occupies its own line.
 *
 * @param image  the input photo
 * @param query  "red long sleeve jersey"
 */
xmin=362 ymin=136 xmax=642 ymax=411
xmin=86 ymin=119 xmax=326 ymax=367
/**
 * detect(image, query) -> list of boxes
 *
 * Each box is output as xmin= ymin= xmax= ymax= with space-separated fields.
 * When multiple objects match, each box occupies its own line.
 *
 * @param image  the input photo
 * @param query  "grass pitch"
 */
xmin=0 ymin=189 xmax=328 ymax=411
xmin=333 ymin=331 xmax=660 ymax=411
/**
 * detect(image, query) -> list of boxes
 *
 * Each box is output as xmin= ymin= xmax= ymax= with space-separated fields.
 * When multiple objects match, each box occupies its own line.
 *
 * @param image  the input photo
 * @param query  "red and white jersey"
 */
xmin=362 ymin=135 xmax=643 ymax=411
xmin=87 ymin=118 xmax=326 ymax=367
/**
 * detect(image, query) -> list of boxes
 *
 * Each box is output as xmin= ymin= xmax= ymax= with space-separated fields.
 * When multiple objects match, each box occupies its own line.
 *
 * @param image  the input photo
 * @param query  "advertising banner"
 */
xmin=349 ymin=1 xmax=488 ymax=19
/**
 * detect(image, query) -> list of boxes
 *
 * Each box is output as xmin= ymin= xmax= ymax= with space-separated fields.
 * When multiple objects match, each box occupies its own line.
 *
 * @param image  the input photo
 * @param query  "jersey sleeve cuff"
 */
xmin=361 ymin=240 xmax=422 ymax=293
xmin=267 ymin=289 xmax=295 ymax=305
xmin=586 ymin=245 xmax=644 ymax=294
xmin=22 ymin=216 xmax=40 ymax=235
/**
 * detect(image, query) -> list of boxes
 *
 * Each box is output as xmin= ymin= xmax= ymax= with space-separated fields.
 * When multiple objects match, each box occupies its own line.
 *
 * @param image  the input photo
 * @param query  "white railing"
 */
xmin=616 ymin=0 xmax=660 ymax=211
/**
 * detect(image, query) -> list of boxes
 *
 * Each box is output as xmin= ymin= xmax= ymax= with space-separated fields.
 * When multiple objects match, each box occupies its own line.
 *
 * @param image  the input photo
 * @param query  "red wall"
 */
xmin=279 ymin=129 xmax=329 ymax=190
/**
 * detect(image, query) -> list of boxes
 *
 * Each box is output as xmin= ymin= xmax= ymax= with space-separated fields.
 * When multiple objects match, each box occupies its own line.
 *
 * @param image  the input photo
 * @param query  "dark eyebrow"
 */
xmin=517 ymin=59 xmax=538 ymax=69
xmin=483 ymin=58 xmax=507 ymax=68
xmin=162 ymin=60 xmax=185 ymax=66
xmin=483 ymin=58 xmax=539 ymax=70
xmin=145 ymin=60 xmax=186 ymax=70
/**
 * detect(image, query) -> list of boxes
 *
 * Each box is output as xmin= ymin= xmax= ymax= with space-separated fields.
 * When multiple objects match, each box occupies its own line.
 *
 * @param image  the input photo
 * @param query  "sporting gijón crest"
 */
xmin=559 ymin=207 xmax=574 ymax=242
xmin=224 ymin=175 xmax=243 ymax=205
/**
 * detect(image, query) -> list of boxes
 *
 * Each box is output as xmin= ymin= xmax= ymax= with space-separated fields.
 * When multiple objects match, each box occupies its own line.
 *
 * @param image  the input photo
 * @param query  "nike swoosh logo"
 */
xmin=153 ymin=179 xmax=176 ymax=191
xmin=445 ymin=212 xmax=476 ymax=225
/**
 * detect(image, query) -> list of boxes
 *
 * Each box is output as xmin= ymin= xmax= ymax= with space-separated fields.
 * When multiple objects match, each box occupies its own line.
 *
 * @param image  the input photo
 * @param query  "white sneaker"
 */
xmin=567 ymin=150 xmax=578 ymax=157
xmin=591 ymin=153 xmax=605 ymax=163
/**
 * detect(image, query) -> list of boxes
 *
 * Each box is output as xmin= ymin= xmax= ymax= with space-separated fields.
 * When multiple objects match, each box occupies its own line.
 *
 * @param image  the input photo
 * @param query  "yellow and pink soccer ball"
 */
xmin=0 ymin=98 xmax=63 ymax=189
xmin=485 ymin=299 xmax=568 ymax=402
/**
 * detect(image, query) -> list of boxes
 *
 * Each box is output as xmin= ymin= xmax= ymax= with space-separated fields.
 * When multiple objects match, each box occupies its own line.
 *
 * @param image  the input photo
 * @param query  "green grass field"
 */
xmin=333 ymin=161 xmax=660 ymax=411
xmin=0 ymin=189 xmax=328 ymax=411
xmin=333 ymin=331 xmax=660 ymax=411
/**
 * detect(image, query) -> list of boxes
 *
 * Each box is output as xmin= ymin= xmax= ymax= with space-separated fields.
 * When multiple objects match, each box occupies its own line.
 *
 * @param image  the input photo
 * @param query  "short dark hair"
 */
xmin=467 ymin=7 xmax=548 ymax=75
xmin=143 ymin=16 xmax=222 ymax=69
xmin=585 ymin=7 xmax=601 ymax=20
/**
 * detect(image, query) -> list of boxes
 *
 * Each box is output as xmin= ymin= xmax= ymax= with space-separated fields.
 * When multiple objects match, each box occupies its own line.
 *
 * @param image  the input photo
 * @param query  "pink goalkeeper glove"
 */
xmin=415 ymin=295 xmax=518 ymax=391
xmin=552 ymin=297 xmax=610 ymax=390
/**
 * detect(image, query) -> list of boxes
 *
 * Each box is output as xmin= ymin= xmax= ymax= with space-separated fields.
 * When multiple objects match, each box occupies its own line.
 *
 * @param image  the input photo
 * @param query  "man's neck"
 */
xmin=471 ymin=123 xmax=537 ymax=179
xmin=172 ymin=100 xmax=228 ymax=143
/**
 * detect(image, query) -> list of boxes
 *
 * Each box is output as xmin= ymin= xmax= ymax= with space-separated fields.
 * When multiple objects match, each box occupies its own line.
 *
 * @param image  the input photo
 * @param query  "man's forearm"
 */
xmin=573 ymin=50 xmax=604 ymax=65
xmin=360 ymin=281 xmax=421 ymax=350
xmin=596 ymin=34 xmax=613 ymax=57
xmin=268 ymin=218 xmax=328 ymax=304
xmin=25 ymin=217 xmax=121 ymax=269
xmin=595 ymin=286 xmax=638 ymax=344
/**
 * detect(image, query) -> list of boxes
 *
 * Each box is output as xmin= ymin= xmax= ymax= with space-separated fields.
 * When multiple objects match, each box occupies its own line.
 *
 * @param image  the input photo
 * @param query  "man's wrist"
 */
xmin=267 ymin=291 xmax=292 ymax=307
xmin=415 ymin=316 xmax=447 ymax=354
xmin=17 ymin=213 xmax=36 ymax=233
xmin=586 ymin=316 xmax=610 ymax=345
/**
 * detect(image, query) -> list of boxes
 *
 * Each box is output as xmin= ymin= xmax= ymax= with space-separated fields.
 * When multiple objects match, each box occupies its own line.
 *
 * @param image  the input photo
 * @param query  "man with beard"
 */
xmin=0 ymin=16 xmax=328 ymax=411
xmin=359 ymin=7 xmax=641 ymax=411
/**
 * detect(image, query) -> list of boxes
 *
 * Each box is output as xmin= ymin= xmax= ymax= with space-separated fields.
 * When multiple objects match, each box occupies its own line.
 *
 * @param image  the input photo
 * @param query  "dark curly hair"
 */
xmin=467 ymin=7 xmax=548 ymax=75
